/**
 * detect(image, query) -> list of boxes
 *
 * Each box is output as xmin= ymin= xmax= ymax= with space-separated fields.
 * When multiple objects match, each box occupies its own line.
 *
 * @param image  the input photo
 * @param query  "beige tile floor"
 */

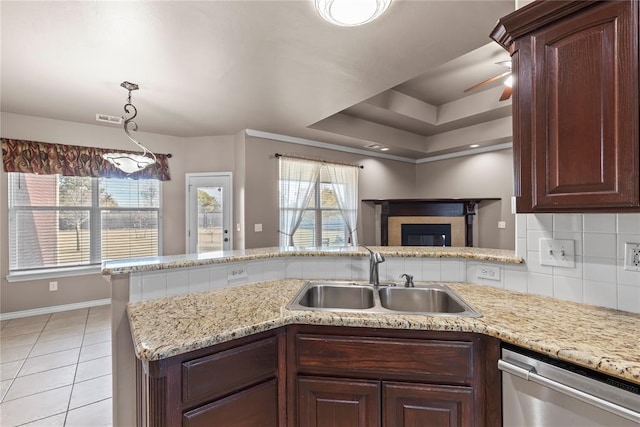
xmin=0 ymin=306 xmax=112 ymax=426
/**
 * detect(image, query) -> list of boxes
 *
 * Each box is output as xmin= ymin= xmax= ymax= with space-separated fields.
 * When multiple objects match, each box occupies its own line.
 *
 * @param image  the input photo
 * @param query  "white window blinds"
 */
xmin=8 ymin=173 xmax=161 ymax=271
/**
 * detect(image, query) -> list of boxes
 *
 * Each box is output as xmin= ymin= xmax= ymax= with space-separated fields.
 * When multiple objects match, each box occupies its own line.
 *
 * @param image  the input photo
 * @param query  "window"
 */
xmin=8 ymin=173 xmax=161 ymax=272
xmin=279 ymin=158 xmax=358 ymax=247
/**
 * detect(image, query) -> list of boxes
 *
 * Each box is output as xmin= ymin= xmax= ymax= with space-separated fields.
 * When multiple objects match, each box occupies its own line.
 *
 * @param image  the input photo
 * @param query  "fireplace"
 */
xmin=402 ymin=224 xmax=451 ymax=247
xmin=362 ymin=198 xmax=499 ymax=247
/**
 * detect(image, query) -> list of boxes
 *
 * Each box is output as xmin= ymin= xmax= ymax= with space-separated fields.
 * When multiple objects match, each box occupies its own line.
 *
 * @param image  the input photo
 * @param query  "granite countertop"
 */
xmin=103 ymin=246 xmax=523 ymax=275
xmin=126 ymin=279 xmax=640 ymax=385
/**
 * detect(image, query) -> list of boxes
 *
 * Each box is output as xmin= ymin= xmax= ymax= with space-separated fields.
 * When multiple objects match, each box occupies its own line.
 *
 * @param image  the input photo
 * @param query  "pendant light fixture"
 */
xmin=102 ymin=81 xmax=157 ymax=174
xmin=314 ymin=0 xmax=391 ymax=26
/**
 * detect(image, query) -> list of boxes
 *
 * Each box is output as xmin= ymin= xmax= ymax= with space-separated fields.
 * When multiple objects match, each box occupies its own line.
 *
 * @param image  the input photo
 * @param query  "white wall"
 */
xmin=416 ymin=149 xmax=515 ymax=249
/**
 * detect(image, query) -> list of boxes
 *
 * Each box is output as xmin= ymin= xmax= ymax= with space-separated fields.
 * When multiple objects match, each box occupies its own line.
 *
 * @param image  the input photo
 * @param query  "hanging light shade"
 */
xmin=314 ymin=0 xmax=391 ymax=26
xmin=102 ymin=81 xmax=157 ymax=174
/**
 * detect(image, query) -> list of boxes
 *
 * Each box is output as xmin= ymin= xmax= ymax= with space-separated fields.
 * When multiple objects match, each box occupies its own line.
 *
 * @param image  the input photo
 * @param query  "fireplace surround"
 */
xmin=363 ymin=199 xmax=499 ymax=247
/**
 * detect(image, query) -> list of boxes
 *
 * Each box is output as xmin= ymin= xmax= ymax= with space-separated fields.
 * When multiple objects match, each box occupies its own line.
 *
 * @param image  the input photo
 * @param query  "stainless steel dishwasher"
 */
xmin=499 ymin=347 xmax=640 ymax=426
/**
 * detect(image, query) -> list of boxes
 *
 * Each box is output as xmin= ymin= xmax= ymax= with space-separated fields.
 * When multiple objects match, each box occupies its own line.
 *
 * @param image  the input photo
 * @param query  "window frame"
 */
xmin=6 ymin=173 xmax=163 ymax=281
xmin=301 ymin=176 xmax=348 ymax=247
xmin=280 ymin=165 xmax=355 ymax=248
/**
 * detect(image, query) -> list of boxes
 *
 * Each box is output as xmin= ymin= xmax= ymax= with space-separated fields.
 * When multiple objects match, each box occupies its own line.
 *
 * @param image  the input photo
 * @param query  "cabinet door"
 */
xmin=517 ymin=0 xmax=639 ymax=211
xmin=182 ymin=379 xmax=278 ymax=427
xmin=383 ymin=382 xmax=473 ymax=427
xmin=298 ymin=376 xmax=380 ymax=427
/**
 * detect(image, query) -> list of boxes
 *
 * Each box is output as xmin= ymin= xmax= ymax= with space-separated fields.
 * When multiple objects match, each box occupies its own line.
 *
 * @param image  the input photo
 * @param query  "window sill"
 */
xmin=6 ymin=265 xmax=103 ymax=282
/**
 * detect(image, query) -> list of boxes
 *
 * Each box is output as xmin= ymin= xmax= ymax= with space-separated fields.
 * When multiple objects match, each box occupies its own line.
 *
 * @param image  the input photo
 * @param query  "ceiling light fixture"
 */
xmin=470 ymin=144 xmax=480 ymax=148
xmin=504 ymin=75 xmax=514 ymax=88
xmin=102 ymin=81 xmax=157 ymax=174
xmin=314 ymin=0 xmax=391 ymax=26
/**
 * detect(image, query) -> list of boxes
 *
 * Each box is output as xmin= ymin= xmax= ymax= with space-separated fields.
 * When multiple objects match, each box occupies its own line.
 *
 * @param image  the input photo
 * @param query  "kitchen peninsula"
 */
xmin=103 ymin=247 xmax=640 ymax=426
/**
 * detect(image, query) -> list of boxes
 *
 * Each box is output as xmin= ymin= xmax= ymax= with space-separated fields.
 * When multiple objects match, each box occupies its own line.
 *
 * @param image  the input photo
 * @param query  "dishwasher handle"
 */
xmin=498 ymin=359 xmax=640 ymax=424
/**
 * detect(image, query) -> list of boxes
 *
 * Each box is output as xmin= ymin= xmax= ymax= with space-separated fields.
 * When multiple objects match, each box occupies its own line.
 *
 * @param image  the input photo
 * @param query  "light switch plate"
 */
xmin=539 ymin=238 xmax=575 ymax=268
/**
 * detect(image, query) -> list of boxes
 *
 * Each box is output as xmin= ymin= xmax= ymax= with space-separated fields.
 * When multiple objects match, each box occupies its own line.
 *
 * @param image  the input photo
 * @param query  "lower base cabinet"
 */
xmin=383 ymin=382 xmax=472 ymax=427
xmin=137 ymin=325 xmax=500 ymax=426
xmin=297 ymin=377 xmax=474 ymax=427
xmin=298 ymin=377 xmax=381 ymax=427
xmin=139 ymin=329 xmax=285 ymax=427
xmin=287 ymin=325 xmax=501 ymax=427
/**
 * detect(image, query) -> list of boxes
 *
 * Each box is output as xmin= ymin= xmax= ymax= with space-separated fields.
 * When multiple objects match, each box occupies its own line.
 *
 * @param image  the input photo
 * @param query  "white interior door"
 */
xmin=186 ymin=173 xmax=232 ymax=253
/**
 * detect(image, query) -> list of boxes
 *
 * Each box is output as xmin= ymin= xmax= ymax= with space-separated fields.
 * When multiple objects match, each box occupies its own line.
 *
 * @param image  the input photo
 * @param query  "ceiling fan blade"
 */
xmin=499 ymin=85 xmax=513 ymax=101
xmin=463 ymin=71 xmax=511 ymax=93
xmin=495 ymin=60 xmax=512 ymax=69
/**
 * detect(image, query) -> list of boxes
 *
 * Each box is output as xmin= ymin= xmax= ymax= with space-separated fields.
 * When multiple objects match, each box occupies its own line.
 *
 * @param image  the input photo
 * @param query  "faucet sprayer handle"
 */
xmin=400 ymin=273 xmax=414 ymax=287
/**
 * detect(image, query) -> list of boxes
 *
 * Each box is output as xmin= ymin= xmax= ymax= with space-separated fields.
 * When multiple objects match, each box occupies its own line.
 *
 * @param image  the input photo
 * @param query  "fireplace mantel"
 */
xmin=362 ymin=198 xmax=499 ymax=247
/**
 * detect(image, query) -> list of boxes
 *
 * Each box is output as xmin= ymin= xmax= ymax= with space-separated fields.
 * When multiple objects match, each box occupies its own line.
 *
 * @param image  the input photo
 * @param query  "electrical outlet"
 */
xmin=227 ymin=264 xmax=248 ymax=281
xmin=49 ymin=281 xmax=58 ymax=291
xmin=624 ymin=242 xmax=640 ymax=272
xmin=477 ymin=265 xmax=501 ymax=281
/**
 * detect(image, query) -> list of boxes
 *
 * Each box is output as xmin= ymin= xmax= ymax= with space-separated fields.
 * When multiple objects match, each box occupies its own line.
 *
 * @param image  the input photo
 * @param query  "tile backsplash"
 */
xmin=129 ymin=214 xmax=639 ymax=314
xmin=513 ymin=213 xmax=640 ymax=313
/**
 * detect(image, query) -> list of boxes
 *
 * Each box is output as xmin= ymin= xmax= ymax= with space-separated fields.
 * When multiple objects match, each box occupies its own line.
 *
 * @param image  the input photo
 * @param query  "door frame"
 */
xmin=185 ymin=172 xmax=233 ymax=253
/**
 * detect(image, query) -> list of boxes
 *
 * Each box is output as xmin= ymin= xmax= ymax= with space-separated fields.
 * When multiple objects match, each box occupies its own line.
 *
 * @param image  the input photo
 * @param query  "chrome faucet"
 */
xmin=362 ymin=246 xmax=385 ymax=287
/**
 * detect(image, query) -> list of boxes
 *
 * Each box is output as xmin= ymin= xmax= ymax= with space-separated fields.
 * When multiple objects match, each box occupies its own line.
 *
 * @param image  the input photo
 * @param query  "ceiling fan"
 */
xmin=464 ymin=60 xmax=513 ymax=101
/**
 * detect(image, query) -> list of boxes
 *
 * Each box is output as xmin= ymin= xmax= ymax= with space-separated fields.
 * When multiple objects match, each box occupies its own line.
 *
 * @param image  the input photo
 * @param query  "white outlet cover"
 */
xmin=477 ymin=265 xmax=501 ymax=281
xmin=624 ymin=242 xmax=640 ymax=272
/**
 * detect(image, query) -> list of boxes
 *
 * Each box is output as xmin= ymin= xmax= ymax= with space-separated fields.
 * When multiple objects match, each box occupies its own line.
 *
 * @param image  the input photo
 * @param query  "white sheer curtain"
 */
xmin=279 ymin=158 xmax=321 ymax=246
xmin=326 ymin=164 xmax=359 ymax=246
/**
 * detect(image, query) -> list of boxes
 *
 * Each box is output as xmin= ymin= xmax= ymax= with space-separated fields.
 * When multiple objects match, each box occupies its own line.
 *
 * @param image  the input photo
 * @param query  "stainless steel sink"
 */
xmin=286 ymin=281 xmax=481 ymax=317
xmin=293 ymin=283 xmax=375 ymax=309
xmin=378 ymin=286 xmax=467 ymax=314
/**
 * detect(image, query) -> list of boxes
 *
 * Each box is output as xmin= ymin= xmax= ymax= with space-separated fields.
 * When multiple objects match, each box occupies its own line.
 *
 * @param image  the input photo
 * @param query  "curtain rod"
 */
xmin=275 ymin=153 xmax=363 ymax=169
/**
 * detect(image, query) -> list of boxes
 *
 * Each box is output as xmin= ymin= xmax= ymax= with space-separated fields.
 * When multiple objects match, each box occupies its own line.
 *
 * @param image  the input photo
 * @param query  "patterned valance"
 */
xmin=1 ymin=138 xmax=171 ymax=181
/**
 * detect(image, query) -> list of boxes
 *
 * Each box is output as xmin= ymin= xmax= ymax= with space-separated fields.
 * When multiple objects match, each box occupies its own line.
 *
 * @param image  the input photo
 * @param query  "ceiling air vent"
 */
xmin=95 ymin=113 xmax=122 ymax=125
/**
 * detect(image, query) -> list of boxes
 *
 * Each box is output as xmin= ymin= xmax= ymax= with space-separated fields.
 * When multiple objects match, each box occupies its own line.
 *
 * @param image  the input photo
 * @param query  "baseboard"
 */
xmin=0 ymin=298 xmax=111 ymax=321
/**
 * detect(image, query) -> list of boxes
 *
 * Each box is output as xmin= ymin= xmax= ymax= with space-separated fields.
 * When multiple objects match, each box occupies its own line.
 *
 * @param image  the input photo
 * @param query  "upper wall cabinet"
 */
xmin=492 ymin=0 xmax=639 ymax=212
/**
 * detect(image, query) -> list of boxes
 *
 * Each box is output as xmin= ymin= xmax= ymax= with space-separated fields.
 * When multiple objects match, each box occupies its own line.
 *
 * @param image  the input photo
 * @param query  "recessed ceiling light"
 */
xmin=380 ymin=147 xmax=390 ymax=151
xmin=470 ymin=144 xmax=480 ymax=148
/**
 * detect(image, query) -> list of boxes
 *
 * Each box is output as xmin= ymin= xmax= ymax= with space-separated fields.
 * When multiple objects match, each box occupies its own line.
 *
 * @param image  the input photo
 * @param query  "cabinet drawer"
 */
xmin=296 ymin=334 xmax=473 ymax=385
xmin=183 ymin=379 xmax=278 ymax=427
xmin=182 ymin=336 xmax=278 ymax=404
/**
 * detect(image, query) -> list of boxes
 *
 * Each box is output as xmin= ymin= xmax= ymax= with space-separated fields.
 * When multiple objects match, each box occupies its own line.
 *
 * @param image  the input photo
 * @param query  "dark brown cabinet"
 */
xmin=492 ymin=0 xmax=640 ymax=212
xmin=287 ymin=326 xmax=501 ymax=427
xmin=138 ymin=325 xmax=501 ymax=427
xmin=298 ymin=377 xmax=380 ymax=427
xmin=383 ymin=382 xmax=472 ymax=427
xmin=138 ymin=329 xmax=286 ymax=427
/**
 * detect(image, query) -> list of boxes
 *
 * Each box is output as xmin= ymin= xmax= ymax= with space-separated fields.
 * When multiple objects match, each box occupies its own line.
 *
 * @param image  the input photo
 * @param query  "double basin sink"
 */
xmin=286 ymin=281 xmax=481 ymax=317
